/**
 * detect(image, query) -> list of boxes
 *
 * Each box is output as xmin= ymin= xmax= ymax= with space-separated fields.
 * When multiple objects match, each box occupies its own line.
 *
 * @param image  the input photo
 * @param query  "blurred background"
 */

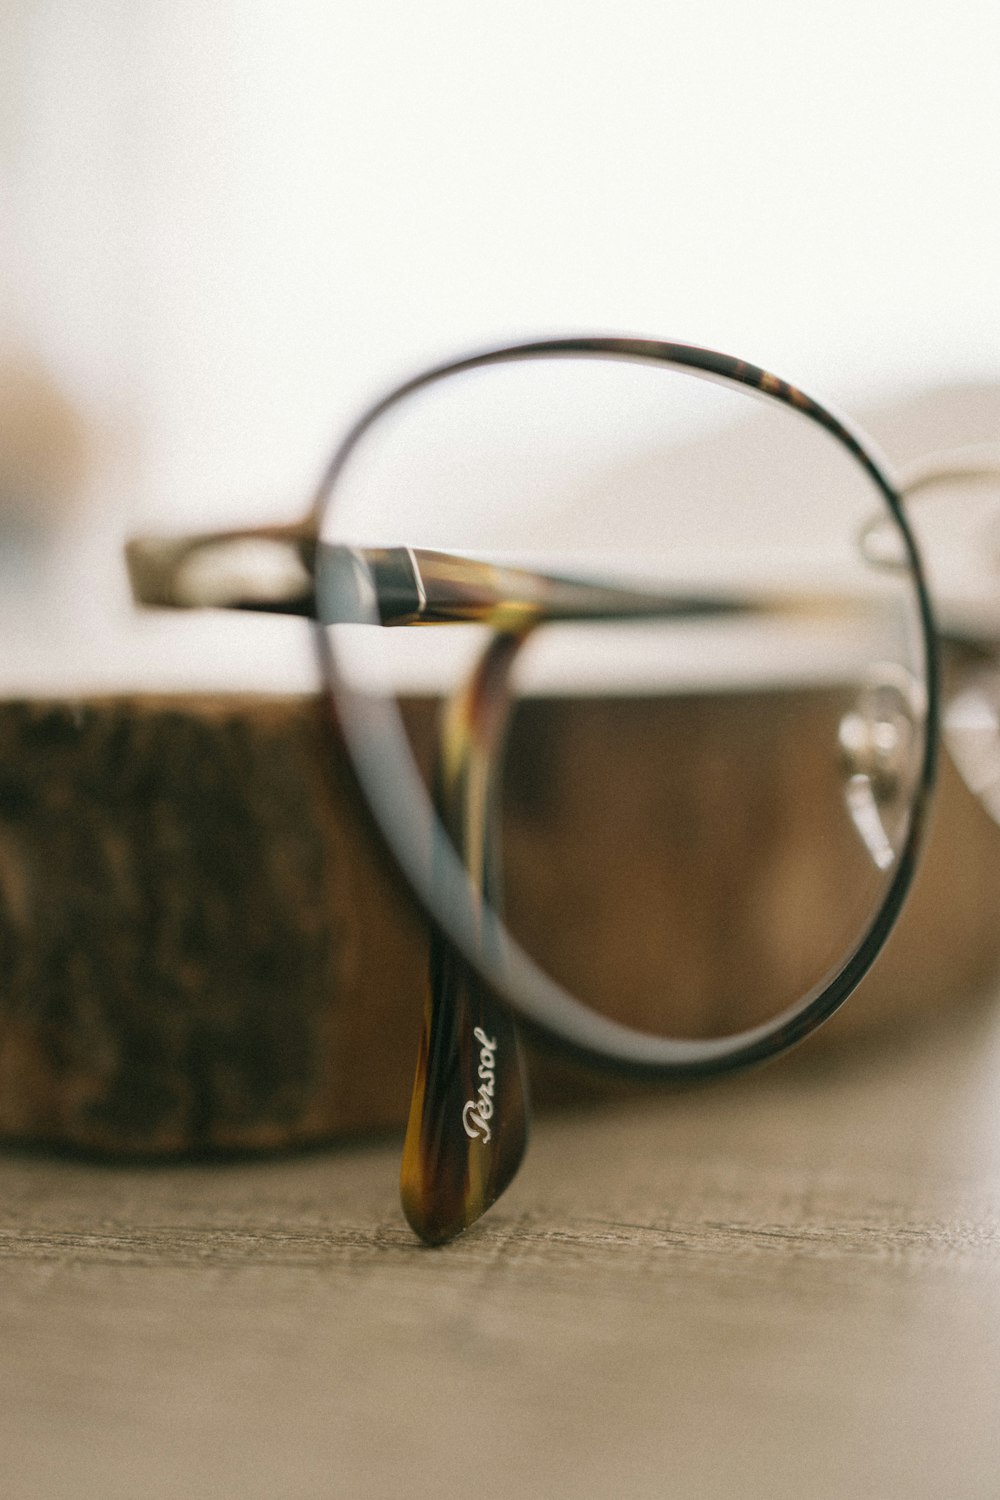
xmin=1 ymin=0 xmax=999 ymax=693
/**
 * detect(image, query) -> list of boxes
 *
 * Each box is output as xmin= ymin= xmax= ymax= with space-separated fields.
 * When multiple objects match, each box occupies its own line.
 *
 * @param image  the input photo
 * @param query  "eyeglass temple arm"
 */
xmin=400 ymin=625 xmax=533 ymax=1245
xmin=125 ymin=527 xmax=840 ymax=627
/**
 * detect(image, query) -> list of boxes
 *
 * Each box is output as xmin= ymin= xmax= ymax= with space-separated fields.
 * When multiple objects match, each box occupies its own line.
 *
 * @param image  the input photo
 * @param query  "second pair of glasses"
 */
xmin=128 ymin=336 xmax=975 ymax=1245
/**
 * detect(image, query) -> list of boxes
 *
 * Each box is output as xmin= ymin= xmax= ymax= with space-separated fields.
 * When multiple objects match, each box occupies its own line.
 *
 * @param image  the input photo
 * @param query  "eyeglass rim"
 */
xmin=311 ymin=334 xmax=940 ymax=1078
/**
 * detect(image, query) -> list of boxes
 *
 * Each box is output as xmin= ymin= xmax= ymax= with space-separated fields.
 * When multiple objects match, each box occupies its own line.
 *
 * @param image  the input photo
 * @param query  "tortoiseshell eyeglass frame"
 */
xmin=127 ymin=336 xmax=939 ymax=1245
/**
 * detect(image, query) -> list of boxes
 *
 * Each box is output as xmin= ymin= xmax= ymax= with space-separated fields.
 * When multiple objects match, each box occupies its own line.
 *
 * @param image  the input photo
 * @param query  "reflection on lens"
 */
xmin=317 ymin=349 xmax=931 ymax=1059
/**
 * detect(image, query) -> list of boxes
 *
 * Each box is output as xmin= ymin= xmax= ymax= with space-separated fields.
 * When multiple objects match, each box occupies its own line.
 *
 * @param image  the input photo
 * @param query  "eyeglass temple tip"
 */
xmin=125 ymin=527 xmax=316 ymax=614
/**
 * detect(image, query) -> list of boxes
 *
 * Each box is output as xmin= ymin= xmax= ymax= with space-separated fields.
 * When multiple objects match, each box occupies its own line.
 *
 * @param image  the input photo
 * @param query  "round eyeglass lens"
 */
xmin=315 ymin=346 xmax=934 ymax=1071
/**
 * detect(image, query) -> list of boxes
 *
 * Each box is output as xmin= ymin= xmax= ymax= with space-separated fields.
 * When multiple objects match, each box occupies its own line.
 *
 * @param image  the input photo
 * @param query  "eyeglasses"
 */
xmin=126 ymin=337 xmax=940 ymax=1246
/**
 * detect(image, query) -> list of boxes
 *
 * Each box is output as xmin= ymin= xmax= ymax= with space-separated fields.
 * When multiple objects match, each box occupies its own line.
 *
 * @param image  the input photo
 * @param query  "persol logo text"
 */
xmin=462 ymin=1027 xmax=498 ymax=1144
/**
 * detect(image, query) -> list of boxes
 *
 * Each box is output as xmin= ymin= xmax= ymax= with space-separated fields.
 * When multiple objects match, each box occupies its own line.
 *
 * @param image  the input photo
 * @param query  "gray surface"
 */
xmin=3 ymin=998 xmax=1000 ymax=1499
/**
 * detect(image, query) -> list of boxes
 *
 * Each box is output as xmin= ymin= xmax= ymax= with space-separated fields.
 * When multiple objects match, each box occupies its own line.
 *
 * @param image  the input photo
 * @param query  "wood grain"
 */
xmin=0 ymin=686 xmax=998 ymax=1154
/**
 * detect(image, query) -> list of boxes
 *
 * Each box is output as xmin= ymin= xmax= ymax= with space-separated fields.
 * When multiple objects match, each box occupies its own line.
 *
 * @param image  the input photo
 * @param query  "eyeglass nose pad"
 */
xmin=838 ymin=665 xmax=924 ymax=871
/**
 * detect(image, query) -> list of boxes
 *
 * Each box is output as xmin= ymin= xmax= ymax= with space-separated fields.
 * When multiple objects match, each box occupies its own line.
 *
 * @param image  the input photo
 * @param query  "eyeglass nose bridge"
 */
xmin=860 ymin=445 xmax=1000 ymax=580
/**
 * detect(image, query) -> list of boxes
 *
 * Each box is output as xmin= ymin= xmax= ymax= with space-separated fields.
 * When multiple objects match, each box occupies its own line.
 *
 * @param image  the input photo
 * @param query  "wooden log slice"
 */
xmin=0 ymin=688 xmax=996 ymax=1156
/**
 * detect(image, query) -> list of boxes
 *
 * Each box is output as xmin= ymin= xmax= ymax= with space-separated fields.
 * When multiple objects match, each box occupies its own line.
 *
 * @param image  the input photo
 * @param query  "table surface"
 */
xmin=2 ymin=994 xmax=1000 ymax=1500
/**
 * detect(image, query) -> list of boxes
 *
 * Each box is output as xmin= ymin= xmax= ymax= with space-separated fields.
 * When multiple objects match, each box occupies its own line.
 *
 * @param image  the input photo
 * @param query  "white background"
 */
xmin=1 ymin=1 xmax=998 ymax=686
xmin=4 ymin=1 xmax=1000 ymax=513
